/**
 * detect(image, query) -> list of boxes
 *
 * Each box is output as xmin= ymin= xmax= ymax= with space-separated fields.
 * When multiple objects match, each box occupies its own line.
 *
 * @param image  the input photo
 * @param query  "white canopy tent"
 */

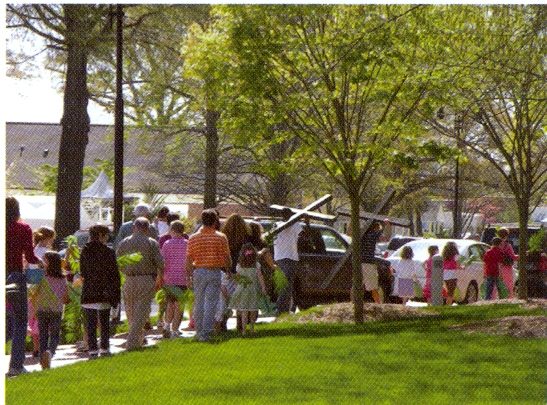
xmin=81 ymin=171 xmax=124 ymax=223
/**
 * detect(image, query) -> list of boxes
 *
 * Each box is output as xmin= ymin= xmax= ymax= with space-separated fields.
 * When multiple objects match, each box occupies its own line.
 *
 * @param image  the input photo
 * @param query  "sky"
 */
xmin=4 ymin=9 xmax=113 ymax=126
xmin=6 ymin=73 xmax=114 ymax=125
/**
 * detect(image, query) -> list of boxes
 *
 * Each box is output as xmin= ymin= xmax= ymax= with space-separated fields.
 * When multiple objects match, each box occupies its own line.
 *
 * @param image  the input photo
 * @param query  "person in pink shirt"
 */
xmin=497 ymin=228 xmax=518 ymax=298
xmin=422 ymin=245 xmax=439 ymax=303
xmin=442 ymin=242 xmax=461 ymax=306
xmin=160 ymin=220 xmax=189 ymax=338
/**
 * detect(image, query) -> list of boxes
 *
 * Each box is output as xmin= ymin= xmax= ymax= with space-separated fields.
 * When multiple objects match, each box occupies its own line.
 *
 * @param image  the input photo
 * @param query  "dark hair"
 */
xmin=89 ymin=224 xmax=110 ymax=242
xmin=248 ymin=222 xmax=265 ymax=244
xmin=202 ymin=209 xmax=218 ymax=227
xmin=157 ymin=206 xmax=170 ymax=219
xmin=428 ymin=245 xmax=439 ymax=256
xmin=166 ymin=213 xmax=180 ymax=224
xmin=6 ymin=197 xmax=20 ymax=224
xmin=442 ymin=242 xmax=459 ymax=261
xmin=170 ymin=220 xmax=185 ymax=234
xmin=238 ymin=243 xmax=257 ymax=267
xmin=281 ymin=208 xmax=293 ymax=221
xmin=401 ymin=246 xmax=414 ymax=260
xmin=44 ymin=251 xmax=64 ymax=278
xmin=497 ymin=228 xmax=509 ymax=239
xmin=33 ymin=226 xmax=56 ymax=245
xmin=491 ymin=237 xmax=502 ymax=247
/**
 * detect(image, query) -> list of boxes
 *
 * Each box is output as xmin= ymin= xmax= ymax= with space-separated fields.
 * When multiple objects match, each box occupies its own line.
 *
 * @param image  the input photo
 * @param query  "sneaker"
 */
xmin=6 ymin=367 xmax=29 ymax=377
xmin=88 ymin=351 xmax=99 ymax=359
xmin=40 ymin=351 xmax=51 ymax=370
xmin=99 ymin=349 xmax=111 ymax=357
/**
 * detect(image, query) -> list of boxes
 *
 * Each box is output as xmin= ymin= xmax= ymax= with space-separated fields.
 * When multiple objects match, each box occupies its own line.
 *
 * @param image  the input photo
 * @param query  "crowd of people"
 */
xmin=6 ymin=195 xmax=545 ymax=378
xmin=5 ymin=197 xmax=294 ymax=376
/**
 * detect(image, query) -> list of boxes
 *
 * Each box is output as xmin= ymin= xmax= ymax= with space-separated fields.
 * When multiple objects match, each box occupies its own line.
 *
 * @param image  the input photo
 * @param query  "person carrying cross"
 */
xmin=360 ymin=220 xmax=390 ymax=304
xmin=274 ymin=208 xmax=305 ymax=314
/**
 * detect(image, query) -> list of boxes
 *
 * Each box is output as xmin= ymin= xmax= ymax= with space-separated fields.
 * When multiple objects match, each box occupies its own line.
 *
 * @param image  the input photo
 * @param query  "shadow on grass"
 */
xmin=196 ymin=303 xmax=545 ymax=344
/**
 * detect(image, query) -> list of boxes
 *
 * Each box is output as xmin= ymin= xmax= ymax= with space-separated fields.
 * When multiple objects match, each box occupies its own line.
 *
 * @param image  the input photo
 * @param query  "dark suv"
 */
xmin=259 ymin=220 xmax=392 ymax=309
xmin=481 ymin=225 xmax=542 ymax=253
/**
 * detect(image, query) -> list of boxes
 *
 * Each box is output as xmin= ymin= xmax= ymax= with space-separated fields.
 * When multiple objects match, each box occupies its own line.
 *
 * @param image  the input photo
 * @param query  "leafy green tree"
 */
xmin=37 ymin=159 xmax=115 ymax=194
xmin=7 ymin=5 xmax=114 ymax=242
xmin=424 ymin=5 xmax=546 ymax=297
xmin=215 ymin=5 xmax=436 ymax=322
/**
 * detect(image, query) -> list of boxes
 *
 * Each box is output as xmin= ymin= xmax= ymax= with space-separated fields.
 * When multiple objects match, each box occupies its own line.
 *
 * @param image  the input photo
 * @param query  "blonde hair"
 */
xmin=33 ymin=226 xmax=56 ymax=245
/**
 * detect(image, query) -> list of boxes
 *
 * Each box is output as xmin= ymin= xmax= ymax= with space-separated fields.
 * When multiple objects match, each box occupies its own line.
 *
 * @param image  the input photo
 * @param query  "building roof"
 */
xmin=6 ymin=122 xmax=192 ymax=194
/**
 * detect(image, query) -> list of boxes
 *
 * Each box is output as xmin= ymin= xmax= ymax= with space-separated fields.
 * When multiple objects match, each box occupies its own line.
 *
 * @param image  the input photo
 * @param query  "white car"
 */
xmin=386 ymin=239 xmax=490 ymax=304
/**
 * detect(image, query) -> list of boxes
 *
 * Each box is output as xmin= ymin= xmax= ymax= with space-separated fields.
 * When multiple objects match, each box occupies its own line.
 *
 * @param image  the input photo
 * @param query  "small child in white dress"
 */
xmin=229 ymin=244 xmax=267 ymax=336
xmin=392 ymin=246 xmax=421 ymax=305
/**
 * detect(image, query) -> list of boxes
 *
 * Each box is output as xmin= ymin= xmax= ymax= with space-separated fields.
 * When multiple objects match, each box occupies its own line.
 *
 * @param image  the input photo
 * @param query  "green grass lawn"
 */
xmin=6 ymin=304 xmax=546 ymax=405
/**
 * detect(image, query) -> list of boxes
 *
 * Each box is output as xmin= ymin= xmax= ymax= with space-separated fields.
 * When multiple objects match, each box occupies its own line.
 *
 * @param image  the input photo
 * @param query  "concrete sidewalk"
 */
xmin=4 ymin=316 xmax=275 ymax=376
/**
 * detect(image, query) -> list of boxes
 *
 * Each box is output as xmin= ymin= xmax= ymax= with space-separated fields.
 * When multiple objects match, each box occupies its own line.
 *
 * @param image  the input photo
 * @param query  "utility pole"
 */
xmin=453 ymin=115 xmax=463 ymax=238
xmin=113 ymin=4 xmax=124 ymax=233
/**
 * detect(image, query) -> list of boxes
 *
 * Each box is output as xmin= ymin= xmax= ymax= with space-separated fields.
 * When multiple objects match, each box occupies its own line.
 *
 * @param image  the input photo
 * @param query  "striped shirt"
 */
xmin=161 ymin=237 xmax=188 ymax=286
xmin=187 ymin=227 xmax=230 ymax=269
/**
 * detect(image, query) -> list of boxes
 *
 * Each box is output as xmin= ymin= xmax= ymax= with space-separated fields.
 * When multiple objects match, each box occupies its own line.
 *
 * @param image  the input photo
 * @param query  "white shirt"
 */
xmin=274 ymin=222 xmax=303 ymax=262
xmin=29 ymin=245 xmax=49 ymax=269
xmin=393 ymin=259 xmax=421 ymax=279
xmin=157 ymin=220 xmax=170 ymax=236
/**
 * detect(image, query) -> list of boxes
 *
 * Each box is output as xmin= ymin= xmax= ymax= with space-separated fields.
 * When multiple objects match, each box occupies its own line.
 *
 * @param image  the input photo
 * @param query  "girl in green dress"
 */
xmin=229 ymin=244 xmax=267 ymax=336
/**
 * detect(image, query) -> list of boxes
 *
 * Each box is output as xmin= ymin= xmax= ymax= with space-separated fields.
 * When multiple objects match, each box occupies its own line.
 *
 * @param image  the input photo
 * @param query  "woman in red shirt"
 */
xmin=6 ymin=196 xmax=42 ymax=376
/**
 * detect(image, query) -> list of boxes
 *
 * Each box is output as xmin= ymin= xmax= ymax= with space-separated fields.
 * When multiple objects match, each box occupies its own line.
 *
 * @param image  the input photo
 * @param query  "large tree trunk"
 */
xmin=350 ymin=193 xmax=364 ymax=324
xmin=203 ymin=109 xmax=219 ymax=209
xmin=54 ymin=5 xmax=90 ymax=244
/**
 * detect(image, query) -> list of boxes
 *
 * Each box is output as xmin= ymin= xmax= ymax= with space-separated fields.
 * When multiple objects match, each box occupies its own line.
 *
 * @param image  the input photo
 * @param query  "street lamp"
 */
xmin=453 ymin=114 xmax=463 ymax=238
xmin=113 ymin=4 xmax=124 ymax=233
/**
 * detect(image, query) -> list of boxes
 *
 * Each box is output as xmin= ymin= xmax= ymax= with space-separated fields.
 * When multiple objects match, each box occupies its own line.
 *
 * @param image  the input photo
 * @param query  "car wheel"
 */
xmin=464 ymin=282 xmax=479 ymax=304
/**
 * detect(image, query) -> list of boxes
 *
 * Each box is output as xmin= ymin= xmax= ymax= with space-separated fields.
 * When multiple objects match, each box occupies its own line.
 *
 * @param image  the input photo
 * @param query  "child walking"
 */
xmin=392 ymin=246 xmax=421 ymax=305
xmin=422 ymin=245 xmax=439 ymax=303
xmin=34 ymin=251 xmax=69 ymax=369
xmin=160 ymin=221 xmax=188 ymax=338
xmin=28 ymin=226 xmax=56 ymax=358
xmin=442 ymin=242 xmax=461 ymax=306
xmin=229 ymin=244 xmax=267 ymax=336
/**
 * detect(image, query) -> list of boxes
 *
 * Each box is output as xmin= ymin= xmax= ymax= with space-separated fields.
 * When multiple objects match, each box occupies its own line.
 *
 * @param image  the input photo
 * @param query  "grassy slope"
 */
xmin=6 ymin=305 xmax=546 ymax=405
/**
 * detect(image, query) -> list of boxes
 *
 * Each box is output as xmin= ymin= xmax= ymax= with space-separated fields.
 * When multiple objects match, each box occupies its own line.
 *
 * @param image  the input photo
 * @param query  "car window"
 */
xmin=319 ymin=228 xmax=347 ymax=253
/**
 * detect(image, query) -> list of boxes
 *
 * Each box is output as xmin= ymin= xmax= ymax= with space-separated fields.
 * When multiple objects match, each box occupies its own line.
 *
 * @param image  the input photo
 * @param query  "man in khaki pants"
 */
xmin=117 ymin=217 xmax=164 ymax=350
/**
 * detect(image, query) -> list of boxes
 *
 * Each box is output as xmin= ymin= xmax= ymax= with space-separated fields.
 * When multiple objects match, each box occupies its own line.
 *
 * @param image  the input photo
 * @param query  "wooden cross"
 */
xmin=270 ymin=204 xmax=336 ymax=223
xmin=336 ymin=209 xmax=410 ymax=227
xmin=264 ymin=194 xmax=333 ymax=238
xmin=320 ymin=188 xmax=395 ymax=289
